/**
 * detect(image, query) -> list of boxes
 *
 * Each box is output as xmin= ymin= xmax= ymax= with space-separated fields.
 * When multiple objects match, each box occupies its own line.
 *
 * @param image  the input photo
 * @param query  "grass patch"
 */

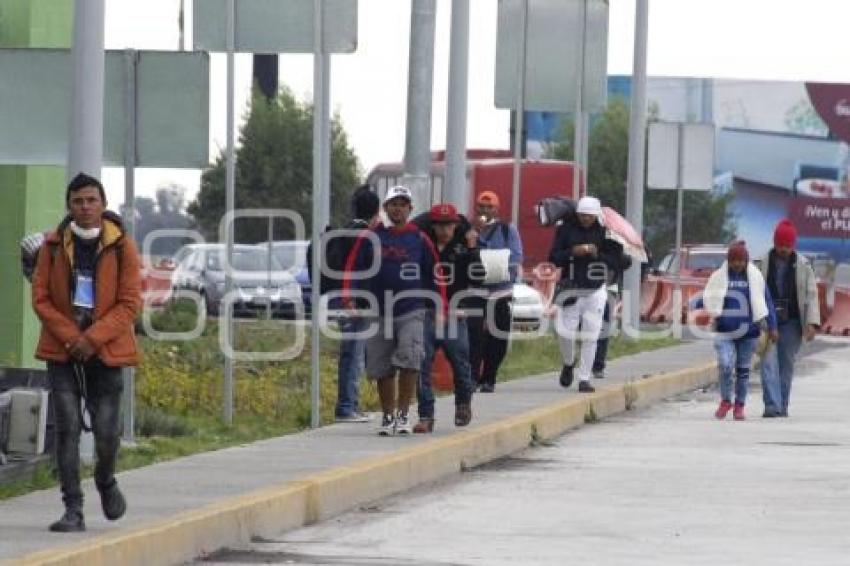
xmin=500 ymin=330 xmax=680 ymax=381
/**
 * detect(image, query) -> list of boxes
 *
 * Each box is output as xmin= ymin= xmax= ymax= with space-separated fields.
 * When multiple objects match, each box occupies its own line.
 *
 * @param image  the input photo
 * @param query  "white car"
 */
xmin=511 ymin=282 xmax=545 ymax=330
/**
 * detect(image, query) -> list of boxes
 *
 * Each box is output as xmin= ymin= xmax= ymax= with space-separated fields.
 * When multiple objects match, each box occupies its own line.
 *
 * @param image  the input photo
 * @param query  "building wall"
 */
xmin=0 ymin=0 xmax=72 ymax=368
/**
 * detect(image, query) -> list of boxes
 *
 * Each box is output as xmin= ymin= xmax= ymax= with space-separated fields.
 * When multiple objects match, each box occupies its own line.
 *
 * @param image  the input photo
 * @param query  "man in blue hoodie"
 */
xmin=343 ymin=186 xmax=446 ymax=436
xmin=467 ymin=190 xmax=523 ymax=393
xmin=693 ymin=241 xmax=778 ymax=420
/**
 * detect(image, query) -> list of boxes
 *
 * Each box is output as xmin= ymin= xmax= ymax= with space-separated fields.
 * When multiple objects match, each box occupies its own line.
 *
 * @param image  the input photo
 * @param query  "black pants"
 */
xmin=48 ymin=360 xmax=123 ymax=511
xmin=467 ymin=295 xmax=513 ymax=387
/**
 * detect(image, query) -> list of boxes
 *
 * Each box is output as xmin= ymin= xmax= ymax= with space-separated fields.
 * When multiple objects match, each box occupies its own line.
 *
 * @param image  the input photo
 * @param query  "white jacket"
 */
xmin=702 ymin=262 xmax=769 ymax=321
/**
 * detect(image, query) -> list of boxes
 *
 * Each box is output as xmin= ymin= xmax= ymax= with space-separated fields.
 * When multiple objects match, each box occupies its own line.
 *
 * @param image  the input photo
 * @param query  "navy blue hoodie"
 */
xmin=343 ymin=222 xmax=447 ymax=317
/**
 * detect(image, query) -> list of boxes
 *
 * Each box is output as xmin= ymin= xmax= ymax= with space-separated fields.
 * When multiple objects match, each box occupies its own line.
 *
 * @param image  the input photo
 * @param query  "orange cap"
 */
xmin=477 ymin=190 xmax=500 ymax=207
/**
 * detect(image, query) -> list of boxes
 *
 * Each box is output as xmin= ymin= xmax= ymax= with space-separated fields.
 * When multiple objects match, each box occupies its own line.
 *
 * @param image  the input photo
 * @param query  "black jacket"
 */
xmin=412 ymin=212 xmax=484 ymax=306
xmin=548 ymin=221 xmax=628 ymax=290
xmin=307 ymin=218 xmax=371 ymax=295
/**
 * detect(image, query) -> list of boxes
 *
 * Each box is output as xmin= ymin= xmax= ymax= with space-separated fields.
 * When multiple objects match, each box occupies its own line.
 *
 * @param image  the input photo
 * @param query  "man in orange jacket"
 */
xmin=31 ymin=173 xmax=142 ymax=532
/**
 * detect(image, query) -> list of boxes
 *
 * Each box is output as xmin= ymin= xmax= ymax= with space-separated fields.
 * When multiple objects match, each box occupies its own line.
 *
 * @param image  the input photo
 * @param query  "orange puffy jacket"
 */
xmin=31 ymin=213 xmax=142 ymax=367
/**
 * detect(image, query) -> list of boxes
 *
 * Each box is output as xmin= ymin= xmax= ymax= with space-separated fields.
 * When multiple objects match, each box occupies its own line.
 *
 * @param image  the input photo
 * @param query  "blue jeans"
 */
xmin=714 ymin=336 xmax=758 ymax=405
xmin=418 ymin=314 xmax=475 ymax=419
xmin=759 ymin=321 xmax=803 ymax=414
xmin=336 ymin=316 xmax=367 ymax=417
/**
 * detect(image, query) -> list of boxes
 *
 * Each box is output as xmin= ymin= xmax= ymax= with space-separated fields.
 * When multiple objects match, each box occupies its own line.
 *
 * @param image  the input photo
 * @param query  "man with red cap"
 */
xmin=694 ymin=240 xmax=778 ymax=421
xmin=411 ymin=203 xmax=484 ymax=432
xmin=758 ymin=219 xmax=820 ymax=417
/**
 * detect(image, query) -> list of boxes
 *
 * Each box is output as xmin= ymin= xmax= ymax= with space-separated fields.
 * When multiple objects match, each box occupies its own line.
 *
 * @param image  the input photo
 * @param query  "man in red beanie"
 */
xmin=758 ymin=219 xmax=820 ymax=417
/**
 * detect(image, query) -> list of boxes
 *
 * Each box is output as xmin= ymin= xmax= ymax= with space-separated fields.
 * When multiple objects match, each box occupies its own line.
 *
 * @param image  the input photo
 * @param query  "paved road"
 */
xmin=200 ymin=338 xmax=850 ymax=566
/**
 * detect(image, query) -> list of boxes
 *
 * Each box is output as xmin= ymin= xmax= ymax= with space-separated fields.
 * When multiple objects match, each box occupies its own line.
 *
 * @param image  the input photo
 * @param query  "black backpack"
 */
xmin=535 ymin=196 xmax=577 ymax=227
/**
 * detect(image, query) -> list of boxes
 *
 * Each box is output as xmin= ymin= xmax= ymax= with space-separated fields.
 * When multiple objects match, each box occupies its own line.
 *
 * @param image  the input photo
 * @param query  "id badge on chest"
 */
xmin=73 ymin=271 xmax=95 ymax=309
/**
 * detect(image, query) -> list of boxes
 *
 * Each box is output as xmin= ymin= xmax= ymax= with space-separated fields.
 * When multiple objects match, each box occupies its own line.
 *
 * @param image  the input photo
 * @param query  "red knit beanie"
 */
xmin=774 ymin=219 xmax=797 ymax=248
xmin=727 ymin=240 xmax=749 ymax=263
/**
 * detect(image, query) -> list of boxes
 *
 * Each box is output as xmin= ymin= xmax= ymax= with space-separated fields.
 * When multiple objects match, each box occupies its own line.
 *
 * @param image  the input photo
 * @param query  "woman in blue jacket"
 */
xmin=693 ymin=241 xmax=778 ymax=420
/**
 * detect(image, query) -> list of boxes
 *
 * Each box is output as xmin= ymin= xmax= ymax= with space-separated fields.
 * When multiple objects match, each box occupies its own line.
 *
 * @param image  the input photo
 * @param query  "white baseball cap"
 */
xmin=384 ymin=185 xmax=413 ymax=205
xmin=576 ymin=196 xmax=602 ymax=216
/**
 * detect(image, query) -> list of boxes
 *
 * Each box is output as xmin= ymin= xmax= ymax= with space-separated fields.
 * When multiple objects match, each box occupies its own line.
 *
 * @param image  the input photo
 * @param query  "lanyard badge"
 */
xmin=73 ymin=270 xmax=95 ymax=309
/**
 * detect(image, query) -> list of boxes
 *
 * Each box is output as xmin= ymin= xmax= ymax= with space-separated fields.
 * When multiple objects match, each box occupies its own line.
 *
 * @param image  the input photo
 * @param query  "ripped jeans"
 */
xmin=713 ymin=337 xmax=758 ymax=405
xmin=48 ymin=360 xmax=123 ymax=511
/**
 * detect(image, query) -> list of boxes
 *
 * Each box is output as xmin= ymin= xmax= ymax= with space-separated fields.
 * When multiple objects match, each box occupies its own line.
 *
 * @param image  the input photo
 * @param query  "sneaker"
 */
xmin=378 ymin=413 xmax=395 ymax=436
xmin=559 ymin=365 xmax=574 ymax=388
xmin=49 ymin=509 xmax=86 ymax=533
xmin=762 ymin=408 xmax=781 ymax=418
xmin=97 ymin=480 xmax=126 ymax=521
xmin=592 ymin=369 xmax=605 ymax=380
xmin=413 ymin=418 xmax=435 ymax=433
xmin=479 ymin=383 xmax=495 ymax=393
xmin=733 ymin=403 xmax=746 ymax=421
xmin=715 ymin=400 xmax=733 ymax=419
xmin=335 ymin=411 xmax=372 ymax=423
xmin=395 ymin=411 xmax=413 ymax=435
xmin=577 ymin=380 xmax=595 ymax=393
xmin=454 ymin=404 xmax=472 ymax=427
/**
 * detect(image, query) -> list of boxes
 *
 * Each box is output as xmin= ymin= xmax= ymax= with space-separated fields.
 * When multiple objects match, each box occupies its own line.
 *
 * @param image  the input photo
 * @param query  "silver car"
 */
xmin=171 ymin=243 xmax=302 ymax=318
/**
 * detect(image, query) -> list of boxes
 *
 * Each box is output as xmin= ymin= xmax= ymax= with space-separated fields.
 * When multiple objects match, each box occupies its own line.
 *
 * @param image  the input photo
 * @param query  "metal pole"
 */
xmin=310 ymin=0 xmax=328 ymax=429
xmin=445 ymin=0 xmax=470 ymax=211
xmin=623 ymin=0 xmax=650 ymax=336
xmin=581 ymin=113 xmax=590 ymax=195
xmin=122 ymin=49 xmax=138 ymax=443
xmin=403 ymin=0 xmax=437 ymax=212
xmin=68 ymin=0 xmax=105 ymax=465
xmin=68 ymin=0 xmax=105 ymax=179
xmin=322 ymin=53 xmax=331 ymax=226
xmin=179 ymin=0 xmax=186 ymax=52
xmin=223 ymin=0 xmax=236 ymax=425
xmin=674 ymin=124 xmax=685 ymax=327
xmin=510 ymin=0 xmax=529 ymax=227
xmin=572 ymin=0 xmax=587 ymax=198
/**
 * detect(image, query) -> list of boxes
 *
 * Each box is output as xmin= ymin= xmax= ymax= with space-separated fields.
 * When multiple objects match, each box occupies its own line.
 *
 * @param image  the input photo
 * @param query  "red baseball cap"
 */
xmin=429 ymin=203 xmax=460 ymax=223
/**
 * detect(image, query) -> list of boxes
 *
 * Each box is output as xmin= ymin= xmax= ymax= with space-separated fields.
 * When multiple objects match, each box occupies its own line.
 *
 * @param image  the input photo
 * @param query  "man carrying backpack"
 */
xmin=412 ymin=203 xmax=484 ymax=432
xmin=308 ymin=185 xmax=380 ymax=422
xmin=549 ymin=196 xmax=625 ymax=393
xmin=31 ymin=173 xmax=142 ymax=532
xmin=468 ymin=191 xmax=524 ymax=393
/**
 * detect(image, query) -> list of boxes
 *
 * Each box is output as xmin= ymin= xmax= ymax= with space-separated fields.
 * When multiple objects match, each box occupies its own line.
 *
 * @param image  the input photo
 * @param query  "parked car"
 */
xmin=654 ymin=244 xmax=728 ymax=278
xmin=511 ymin=280 xmax=545 ymax=331
xmin=266 ymin=240 xmax=311 ymax=315
xmin=170 ymin=243 xmax=302 ymax=318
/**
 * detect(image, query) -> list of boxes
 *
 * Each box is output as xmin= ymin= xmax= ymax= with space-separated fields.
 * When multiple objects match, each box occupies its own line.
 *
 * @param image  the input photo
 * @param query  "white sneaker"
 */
xmin=378 ymin=413 xmax=395 ymax=436
xmin=395 ymin=411 xmax=413 ymax=435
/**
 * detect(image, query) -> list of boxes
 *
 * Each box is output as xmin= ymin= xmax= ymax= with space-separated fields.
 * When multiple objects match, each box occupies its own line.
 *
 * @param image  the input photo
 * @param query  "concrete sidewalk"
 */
xmin=0 ymin=340 xmax=716 ymax=565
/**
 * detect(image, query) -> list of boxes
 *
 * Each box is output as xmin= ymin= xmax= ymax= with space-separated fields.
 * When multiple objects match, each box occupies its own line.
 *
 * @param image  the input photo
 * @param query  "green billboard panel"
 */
xmin=0 ymin=49 xmax=210 ymax=168
xmin=193 ymin=0 xmax=357 ymax=54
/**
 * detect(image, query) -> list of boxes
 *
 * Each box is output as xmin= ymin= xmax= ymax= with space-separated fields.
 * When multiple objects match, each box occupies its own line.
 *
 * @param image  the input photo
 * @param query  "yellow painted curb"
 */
xmin=7 ymin=361 xmax=717 ymax=566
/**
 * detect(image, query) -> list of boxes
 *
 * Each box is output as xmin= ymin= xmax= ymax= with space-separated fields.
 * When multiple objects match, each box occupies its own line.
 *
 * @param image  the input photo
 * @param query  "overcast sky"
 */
xmin=100 ymin=0 xmax=850 ymax=207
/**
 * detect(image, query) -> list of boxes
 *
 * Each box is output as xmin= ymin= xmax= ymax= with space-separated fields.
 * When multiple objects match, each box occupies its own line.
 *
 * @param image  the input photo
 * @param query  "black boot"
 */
xmin=49 ymin=508 xmax=86 ymax=532
xmin=559 ymin=365 xmax=574 ymax=388
xmin=97 ymin=479 xmax=127 ymax=521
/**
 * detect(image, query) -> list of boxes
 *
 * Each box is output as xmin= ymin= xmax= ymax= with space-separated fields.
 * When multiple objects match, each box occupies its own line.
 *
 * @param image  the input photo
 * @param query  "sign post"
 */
xmin=647 ymin=121 xmax=715 ymax=323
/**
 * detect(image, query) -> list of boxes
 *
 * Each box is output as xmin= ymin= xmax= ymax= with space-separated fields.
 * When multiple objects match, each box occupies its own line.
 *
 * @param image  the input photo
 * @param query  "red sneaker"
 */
xmin=715 ymin=400 xmax=733 ymax=419
xmin=733 ymin=403 xmax=746 ymax=421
